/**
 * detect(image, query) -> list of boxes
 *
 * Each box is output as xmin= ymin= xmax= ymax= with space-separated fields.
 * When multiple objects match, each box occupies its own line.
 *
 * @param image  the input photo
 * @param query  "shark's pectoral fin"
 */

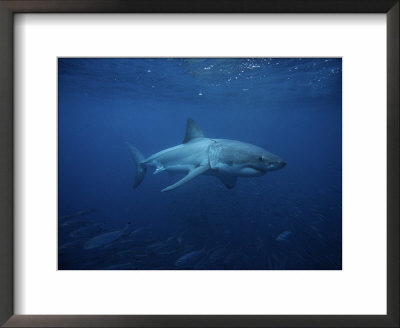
xmin=217 ymin=175 xmax=237 ymax=189
xmin=162 ymin=165 xmax=209 ymax=192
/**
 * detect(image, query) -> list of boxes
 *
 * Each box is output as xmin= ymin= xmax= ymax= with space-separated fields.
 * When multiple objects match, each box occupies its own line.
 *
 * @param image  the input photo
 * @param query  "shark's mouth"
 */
xmin=266 ymin=161 xmax=286 ymax=171
xmin=244 ymin=165 xmax=267 ymax=175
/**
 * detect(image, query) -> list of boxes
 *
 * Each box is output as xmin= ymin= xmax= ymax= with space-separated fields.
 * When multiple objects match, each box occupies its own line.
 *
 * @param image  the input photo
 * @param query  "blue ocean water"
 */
xmin=58 ymin=58 xmax=342 ymax=270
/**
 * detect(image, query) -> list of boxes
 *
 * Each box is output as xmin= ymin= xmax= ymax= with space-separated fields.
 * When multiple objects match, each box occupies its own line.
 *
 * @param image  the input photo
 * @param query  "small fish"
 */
xmin=175 ymin=250 xmax=204 ymax=267
xmin=193 ymin=256 xmax=209 ymax=270
xmin=129 ymin=225 xmax=152 ymax=238
xmin=208 ymin=246 xmax=226 ymax=262
xmin=128 ymin=225 xmax=157 ymax=243
xmin=60 ymin=238 xmax=87 ymax=250
xmin=166 ymin=231 xmax=180 ymax=243
xmin=166 ymin=234 xmax=176 ymax=243
xmin=61 ymin=218 xmax=93 ymax=228
xmin=276 ymin=230 xmax=292 ymax=241
xmin=146 ymin=242 xmax=166 ymax=254
xmin=103 ymin=239 xmax=137 ymax=250
xmin=84 ymin=222 xmax=130 ymax=250
xmin=59 ymin=208 xmax=97 ymax=221
xmin=69 ymin=222 xmax=104 ymax=238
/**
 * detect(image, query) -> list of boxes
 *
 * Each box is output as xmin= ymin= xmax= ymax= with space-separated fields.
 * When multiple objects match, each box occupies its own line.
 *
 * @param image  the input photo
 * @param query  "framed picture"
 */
xmin=0 ymin=1 xmax=398 ymax=327
xmin=57 ymin=56 xmax=341 ymax=272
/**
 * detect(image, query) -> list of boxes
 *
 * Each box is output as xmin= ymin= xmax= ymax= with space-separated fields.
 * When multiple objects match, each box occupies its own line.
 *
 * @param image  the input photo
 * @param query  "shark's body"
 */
xmin=127 ymin=119 xmax=286 ymax=192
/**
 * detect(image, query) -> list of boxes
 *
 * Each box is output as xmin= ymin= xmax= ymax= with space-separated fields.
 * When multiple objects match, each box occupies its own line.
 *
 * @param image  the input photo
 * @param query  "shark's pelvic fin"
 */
xmin=218 ymin=175 xmax=237 ymax=189
xmin=153 ymin=162 xmax=165 ymax=175
xmin=153 ymin=167 xmax=165 ymax=175
xmin=162 ymin=165 xmax=209 ymax=192
xmin=183 ymin=118 xmax=205 ymax=143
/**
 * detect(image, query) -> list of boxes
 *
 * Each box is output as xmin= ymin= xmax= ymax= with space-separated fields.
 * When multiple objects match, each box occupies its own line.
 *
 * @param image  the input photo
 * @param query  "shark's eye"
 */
xmin=258 ymin=156 xmax=263 ymax=161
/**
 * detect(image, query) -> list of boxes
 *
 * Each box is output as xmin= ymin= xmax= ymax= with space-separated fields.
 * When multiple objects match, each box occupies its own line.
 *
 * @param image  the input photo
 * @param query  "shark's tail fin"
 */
xmin=126 ymin=142 xmax=147 ymax=188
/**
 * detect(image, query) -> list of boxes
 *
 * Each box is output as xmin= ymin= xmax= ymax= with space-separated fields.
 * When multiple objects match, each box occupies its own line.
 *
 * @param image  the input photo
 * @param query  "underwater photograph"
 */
xmin=58 ymin=58 xmax=342 ymax=270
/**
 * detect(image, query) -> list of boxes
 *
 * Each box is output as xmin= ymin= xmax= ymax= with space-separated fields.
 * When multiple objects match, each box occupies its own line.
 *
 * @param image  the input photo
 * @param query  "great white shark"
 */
xmin=127 ymin=118 xmax=286 ymax=192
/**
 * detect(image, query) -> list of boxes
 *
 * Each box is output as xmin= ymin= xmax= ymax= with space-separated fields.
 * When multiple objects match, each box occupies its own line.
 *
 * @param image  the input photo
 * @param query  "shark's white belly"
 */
xmin=144 ymin=139 xmax=213 ymax=174
xmin=212 ymin=163 xmax=266 ymax=177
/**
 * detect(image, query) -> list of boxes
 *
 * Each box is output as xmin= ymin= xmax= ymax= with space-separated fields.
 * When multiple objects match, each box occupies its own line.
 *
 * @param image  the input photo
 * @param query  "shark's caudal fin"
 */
xmin=183 ymin=118 xmax=205 ymax=143
xmin=126 ymin=142 xmax=147 ymax=188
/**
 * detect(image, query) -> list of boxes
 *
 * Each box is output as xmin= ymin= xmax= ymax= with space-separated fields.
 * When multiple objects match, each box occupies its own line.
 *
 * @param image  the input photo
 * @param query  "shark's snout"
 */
xmin=265 ymin=159 xmax=286 ymax=171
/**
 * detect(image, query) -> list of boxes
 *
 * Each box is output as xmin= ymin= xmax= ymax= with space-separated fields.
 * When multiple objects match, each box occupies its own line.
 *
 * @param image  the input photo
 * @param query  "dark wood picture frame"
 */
xmin=0 ymin=1 xmax=398 ymax=327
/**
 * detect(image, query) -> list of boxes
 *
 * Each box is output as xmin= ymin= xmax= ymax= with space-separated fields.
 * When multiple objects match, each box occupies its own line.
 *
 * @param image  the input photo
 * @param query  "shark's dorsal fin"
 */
xmin=183 ymin=118 xmax=204 ymax=143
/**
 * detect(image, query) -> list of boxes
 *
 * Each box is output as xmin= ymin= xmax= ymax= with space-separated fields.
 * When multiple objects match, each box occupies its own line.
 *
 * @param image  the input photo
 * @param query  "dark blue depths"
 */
xmin=58 ymin=58 xmax=342 ymax=270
